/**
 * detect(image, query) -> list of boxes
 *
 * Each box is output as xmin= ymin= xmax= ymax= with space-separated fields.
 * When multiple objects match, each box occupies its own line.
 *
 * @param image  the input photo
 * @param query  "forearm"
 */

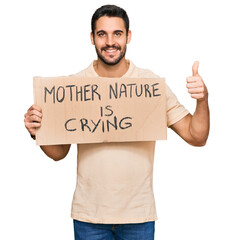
xmin=189 ymin=98 xmax=210 ymax=145
xmin=40 ymin=144 xmax=71 ymax=161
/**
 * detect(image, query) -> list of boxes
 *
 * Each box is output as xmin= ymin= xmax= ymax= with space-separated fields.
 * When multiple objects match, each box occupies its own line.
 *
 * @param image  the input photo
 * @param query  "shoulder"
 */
xmin=137 ymin=67 xmax=160 ymax=78
xmin=72 ymin=69 xmax=86 ymax=77
xmin=70 ymin=61 xmax=96 ymax=77
xmin=129 ymin=61 xmax=160 ymax=78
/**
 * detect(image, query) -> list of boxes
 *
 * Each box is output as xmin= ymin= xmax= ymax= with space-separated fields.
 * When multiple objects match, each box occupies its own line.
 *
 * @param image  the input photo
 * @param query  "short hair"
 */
xmin=91 ymin=5 xmax=130 ymax=35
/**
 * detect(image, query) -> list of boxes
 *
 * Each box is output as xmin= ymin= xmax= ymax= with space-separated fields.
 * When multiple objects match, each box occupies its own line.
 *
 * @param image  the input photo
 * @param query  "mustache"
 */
xmin=101 ymin=45 xmax=121 ymax=51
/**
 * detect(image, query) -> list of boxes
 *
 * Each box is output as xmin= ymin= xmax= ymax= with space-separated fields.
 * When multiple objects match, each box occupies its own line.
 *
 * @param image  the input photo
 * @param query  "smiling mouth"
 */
xmin=101 ymin=46 xmax=121 ymax=53
xmin=105 ymin=49 xmax=118 ymax=53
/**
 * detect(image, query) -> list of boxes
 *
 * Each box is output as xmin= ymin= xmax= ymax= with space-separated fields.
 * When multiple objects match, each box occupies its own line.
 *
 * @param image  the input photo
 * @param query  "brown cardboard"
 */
xmin=34 ymin=76 xmax=167 ymax=145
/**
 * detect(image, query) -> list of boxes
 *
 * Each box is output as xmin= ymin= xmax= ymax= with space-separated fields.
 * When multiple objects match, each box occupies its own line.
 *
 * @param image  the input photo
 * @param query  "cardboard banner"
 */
xmin=34 ymin=76 xmax=167 ymax=145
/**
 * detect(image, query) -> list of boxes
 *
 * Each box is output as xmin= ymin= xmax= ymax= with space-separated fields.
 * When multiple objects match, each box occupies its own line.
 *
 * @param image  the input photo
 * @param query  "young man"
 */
xmin=24 ymin=5 xmax=210 ymax=240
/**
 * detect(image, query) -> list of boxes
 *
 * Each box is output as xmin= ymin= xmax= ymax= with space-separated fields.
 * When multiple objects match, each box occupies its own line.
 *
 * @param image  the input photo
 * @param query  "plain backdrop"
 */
xmin=0 ymin=0 xmax=233 ymax=239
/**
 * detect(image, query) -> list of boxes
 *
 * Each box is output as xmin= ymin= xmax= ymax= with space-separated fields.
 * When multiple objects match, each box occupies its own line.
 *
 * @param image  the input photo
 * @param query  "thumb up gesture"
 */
xmin=186 ymin=61 xmax=208 ymax=101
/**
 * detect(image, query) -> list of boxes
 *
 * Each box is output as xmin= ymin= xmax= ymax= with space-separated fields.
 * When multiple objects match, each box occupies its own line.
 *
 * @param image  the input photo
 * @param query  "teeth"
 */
xmin=106 ymin=49 xmax=117 ymax=52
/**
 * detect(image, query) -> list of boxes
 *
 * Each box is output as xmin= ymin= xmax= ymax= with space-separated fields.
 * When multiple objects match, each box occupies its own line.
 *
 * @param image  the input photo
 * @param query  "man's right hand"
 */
xmin=24 ymin=104 xmax=70 ymax=160
xmin=24 ymin=104 xmax=42 ymax=137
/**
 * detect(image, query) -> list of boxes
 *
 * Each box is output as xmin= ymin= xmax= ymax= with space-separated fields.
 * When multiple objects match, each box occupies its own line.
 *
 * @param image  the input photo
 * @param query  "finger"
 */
xmin=192 ymin=61 xmax=199 ymax=76
xmin=25 ymin=121 xmax=41 ymax=129
xmin=29 ymin=129 xmax=36 ymax=136
xmin=186 ymin=82 xmax=199 ymax=89
xmin=27 ymin=109 xmax=43 ymax=118
xmin=188 ymin=87 xmax=204 ymax=94
xmin=186 ymin=81 xmax=203 ymax=89
xmin=186 ymin=76 xmax=200 ymax=83
xmin=28 ymin=104 xmax=42 ymax=112
xmin=26 ymin=127 xmax=38 ymax=136
xmin=27 ymin=114 xmax=42 ymax=123
xmin=190 ymin=93 xmax=205 ymax=99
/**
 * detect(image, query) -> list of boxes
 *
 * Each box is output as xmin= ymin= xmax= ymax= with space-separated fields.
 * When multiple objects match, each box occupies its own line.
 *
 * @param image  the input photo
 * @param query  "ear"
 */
xmin=127 ymin=30 xmax=132 ymax=44
xmin=90 ymin=32 xmax=95 ymax=45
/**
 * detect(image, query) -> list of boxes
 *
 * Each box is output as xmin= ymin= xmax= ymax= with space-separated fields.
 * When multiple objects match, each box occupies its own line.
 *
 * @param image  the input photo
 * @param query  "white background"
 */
xmin=0 ymin=0 xmax=233 ymax=239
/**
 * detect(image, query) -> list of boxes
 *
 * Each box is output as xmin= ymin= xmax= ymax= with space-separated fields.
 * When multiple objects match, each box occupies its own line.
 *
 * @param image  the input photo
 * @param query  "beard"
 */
xmin=95 ymin=44 xmax=127 ymax=66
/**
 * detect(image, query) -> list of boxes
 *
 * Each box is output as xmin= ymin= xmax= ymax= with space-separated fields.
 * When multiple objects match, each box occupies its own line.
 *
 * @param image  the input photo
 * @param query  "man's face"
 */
xmin=91 ymin=16 xmax=131 ymax=66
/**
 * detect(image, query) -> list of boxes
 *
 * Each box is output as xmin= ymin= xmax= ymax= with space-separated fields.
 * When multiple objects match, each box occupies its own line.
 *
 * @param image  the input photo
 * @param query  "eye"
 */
xmin=97 ymin=32 xmax=105 ymax=37
xmin=115 ymin=32 xmax=122 ymax=37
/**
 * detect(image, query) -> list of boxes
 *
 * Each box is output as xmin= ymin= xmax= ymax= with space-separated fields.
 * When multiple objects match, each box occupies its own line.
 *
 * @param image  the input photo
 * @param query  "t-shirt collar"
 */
xmin=89 ymin=60 xmax=135 ymax=78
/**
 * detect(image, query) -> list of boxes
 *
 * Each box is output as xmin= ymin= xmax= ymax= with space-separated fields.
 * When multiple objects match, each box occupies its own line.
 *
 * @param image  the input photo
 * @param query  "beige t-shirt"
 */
xmin=71 ymin=60 xmax=189 ymax=224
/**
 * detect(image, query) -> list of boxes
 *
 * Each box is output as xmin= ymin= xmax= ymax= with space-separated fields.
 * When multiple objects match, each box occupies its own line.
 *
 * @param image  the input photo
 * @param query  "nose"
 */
xmin=106 ymin=34 xmax=115 ymax=46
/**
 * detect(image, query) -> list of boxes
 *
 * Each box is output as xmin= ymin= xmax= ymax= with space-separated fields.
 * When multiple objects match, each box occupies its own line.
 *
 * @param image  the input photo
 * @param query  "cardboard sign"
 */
xmin=34 ymin=76 xmax=167 ymax=145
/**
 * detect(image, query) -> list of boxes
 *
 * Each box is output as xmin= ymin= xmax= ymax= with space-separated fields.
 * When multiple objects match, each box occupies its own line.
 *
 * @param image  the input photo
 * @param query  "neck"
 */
xmin=94 ymin=58 xmax=129 ymax=78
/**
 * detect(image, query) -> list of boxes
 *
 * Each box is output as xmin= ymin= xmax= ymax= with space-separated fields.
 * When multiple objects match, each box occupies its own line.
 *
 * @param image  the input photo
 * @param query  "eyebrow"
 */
xmin=96 ymin=30 xmax=124 ymax=35
xmin=114 ymin=30 xmax=124 ymax=34
xmin=96 ymin=30 xmax=105 ymax=35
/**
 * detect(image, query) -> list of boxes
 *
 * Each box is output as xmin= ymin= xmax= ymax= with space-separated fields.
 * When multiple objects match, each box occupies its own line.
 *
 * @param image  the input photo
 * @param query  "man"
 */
xmin=24 ymin=5 xmax=210 ymax=240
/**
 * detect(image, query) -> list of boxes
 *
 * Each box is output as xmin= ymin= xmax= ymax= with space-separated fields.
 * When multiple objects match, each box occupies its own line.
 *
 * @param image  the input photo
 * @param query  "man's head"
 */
xmin=91 ymin=5 xmax=129 ymax=36
xmin=91 ymin=5 xmax=131 ymax=66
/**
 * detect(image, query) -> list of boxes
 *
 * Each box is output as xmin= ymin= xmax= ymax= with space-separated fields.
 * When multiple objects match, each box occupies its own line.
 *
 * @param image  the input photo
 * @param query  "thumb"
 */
xmin=192 ymin=61 xmax=200 ymax=76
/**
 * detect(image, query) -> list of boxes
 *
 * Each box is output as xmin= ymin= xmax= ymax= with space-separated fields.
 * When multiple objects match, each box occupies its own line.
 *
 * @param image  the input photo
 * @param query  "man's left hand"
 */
xmin=186 ymin=61 xmax=208 ymax=101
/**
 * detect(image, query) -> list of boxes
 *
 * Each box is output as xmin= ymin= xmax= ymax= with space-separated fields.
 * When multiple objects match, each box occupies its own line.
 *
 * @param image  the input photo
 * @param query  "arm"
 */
xmin=24 ymin=104 xmax=71 ymax=161
xmin=170 ymin=61 xmax=210 ymax=146
xmin=40 ymin=144 xmax=71 ymax=161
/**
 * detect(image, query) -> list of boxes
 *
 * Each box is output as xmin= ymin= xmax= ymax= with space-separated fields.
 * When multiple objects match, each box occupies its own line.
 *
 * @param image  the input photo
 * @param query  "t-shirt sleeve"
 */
xmin=166 ymin=84 xmax=190 ymax=127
